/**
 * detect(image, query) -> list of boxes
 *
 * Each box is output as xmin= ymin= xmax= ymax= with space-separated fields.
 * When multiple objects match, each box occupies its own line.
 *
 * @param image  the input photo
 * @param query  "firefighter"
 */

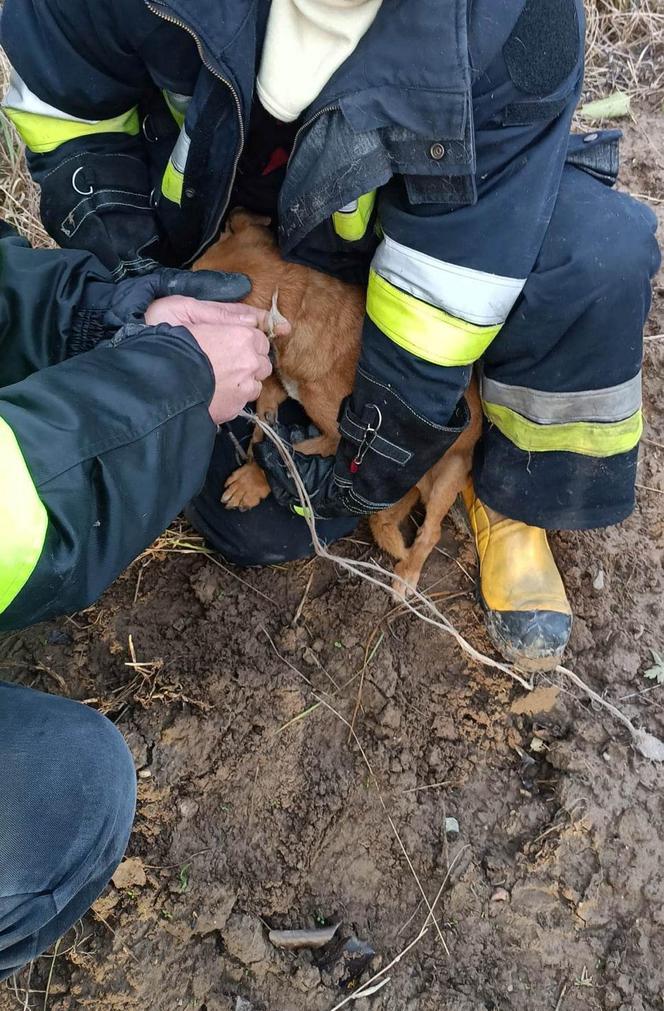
xmin=2 ymin=0 xmax=660 ymax=674
xmin=0 ymin=220 xmax=279 ymax=976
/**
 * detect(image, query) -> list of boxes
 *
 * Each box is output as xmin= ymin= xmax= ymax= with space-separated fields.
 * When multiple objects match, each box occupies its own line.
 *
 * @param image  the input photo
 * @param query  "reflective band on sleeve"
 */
xmin=3 ymin=70 xmax=139 ymax=153
xmin=481 ymin=371 xmax=642 ymax=424
xmin=332 ymin=191 xmax=376 ymax=241
xmin=483 ymin=402 xmax=643 ymax=457
xmin=163 ymin=90 xmax=191 ymax=129
xmin=161 ymin=128 xmax=191 ymax=205
xmin=366 ymin=269 xmax=501 ymax=366
xmin=0 ymin=416 xmax=48 ymax=614
xmin=162 ymin=161 xmax=184 ymax=204
xmin=372 ymin=233 xmax=526 ymax=326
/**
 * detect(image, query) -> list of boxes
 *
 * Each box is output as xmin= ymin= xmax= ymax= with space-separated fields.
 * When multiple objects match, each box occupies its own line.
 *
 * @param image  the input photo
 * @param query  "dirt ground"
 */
xmin=2 ymin=103 xmax=664 ymax=1011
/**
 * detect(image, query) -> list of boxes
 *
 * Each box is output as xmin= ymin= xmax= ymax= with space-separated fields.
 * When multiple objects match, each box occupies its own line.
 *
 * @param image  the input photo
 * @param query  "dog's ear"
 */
xmin=228 ymin=207 xmax=272 ymax=233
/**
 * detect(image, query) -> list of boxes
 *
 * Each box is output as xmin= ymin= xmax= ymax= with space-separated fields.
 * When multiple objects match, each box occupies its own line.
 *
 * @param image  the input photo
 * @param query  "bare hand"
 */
xmin=145 ymin=296 xmax=290 ymax=424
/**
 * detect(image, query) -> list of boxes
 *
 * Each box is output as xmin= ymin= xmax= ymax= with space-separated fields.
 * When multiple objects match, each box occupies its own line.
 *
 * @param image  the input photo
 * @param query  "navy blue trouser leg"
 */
xmin=474 ymin=164 xmax=661 ymax=529
xmin=186 ymin=400 xmax=357 ymax=565
xmin=0 ymin=683 xmax=136 ymax=980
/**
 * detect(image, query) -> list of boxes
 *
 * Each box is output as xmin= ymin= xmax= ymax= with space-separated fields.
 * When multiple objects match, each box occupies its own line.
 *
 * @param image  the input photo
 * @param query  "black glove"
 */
xmin=69 ymin=268 xmax=251 ymax=355
xmin=255 ymin=366 xmax=469 ymax=519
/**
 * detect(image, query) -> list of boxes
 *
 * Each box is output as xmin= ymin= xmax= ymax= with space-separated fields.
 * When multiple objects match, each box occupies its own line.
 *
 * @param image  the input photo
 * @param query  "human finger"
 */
xmin=251 ymin=329 xmax=271 ymax=356
xmin=254 ymin=354 xmax=273 ymax=382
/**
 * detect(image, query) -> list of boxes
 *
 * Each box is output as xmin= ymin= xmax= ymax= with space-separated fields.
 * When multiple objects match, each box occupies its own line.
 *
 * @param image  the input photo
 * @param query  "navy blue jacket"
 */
xmin=2 ymin=0 xmax=582 ymax=277
xmin=2 ymin=0 xmax=596 ymax=516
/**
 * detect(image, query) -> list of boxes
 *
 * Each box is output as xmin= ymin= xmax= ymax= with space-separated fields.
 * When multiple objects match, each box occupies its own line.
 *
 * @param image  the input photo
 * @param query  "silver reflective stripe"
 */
xmin=170 ymin=127 xmax=191 ymax=173
xmin=371 ymin=233 xmax=526 ymax=327
xmin=337 ymin=199 xmax=359 ymax=214
xmin=3 ymin=68 xmax=96 ymax=124
xmin=481 ymin=371 xmax=642 ymax=424
xmin=164 ymin=91 xmax=192 ymax=118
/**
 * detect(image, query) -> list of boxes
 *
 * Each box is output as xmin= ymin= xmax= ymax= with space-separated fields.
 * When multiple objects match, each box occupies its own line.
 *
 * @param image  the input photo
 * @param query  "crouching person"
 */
xmin=0 ymin=222 xmax=276 ymax=977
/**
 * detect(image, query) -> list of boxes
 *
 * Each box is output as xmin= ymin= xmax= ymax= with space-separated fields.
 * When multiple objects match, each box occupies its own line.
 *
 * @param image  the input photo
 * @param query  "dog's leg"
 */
xmin=249 ymin=374 xmax=288 ymax=453
xmin=293 ymin=432 xmax=340 ymax=456
xmin=393 ymin=452 xmax=471 ymax=596
xmin=369 ymin=486 xmax=421 ymax=561
xmin=222 ymin=376 xmax=289 ymax=509
xmin=291 ymin=381 xmax=342 ymax=457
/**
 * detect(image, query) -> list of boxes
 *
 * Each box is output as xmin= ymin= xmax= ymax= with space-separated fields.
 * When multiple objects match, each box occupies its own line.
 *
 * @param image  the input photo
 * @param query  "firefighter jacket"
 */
xmin=0 ymin=225 xmax=217 ymax=630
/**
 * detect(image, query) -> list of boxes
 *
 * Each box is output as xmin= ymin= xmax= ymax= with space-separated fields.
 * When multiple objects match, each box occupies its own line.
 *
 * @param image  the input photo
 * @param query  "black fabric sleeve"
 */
xmin=1 ymin=0 xmax=162 ymax=273
xmin=0 ymin=226 xmax=114 ymax=385
xmin=0 ymin=324 xmax=217 ymax=630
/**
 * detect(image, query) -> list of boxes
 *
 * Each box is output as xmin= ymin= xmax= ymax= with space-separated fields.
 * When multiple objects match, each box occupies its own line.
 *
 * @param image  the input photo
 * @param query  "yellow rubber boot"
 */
xmin=462 ymin=481 xmax=572 ymax=672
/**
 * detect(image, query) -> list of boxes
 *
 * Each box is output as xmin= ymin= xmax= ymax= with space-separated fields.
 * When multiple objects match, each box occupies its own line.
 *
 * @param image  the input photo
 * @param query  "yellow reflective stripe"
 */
xmin=4 ymin=107 xmax=140 ymax=154
xmin=366 ymin=269 xmax=501 ymax=366
xmin=483 ymin=402 xmax=643 ymax=457
xmin=333 ymin=191 xmax=376 ymax=241
xmin=162 ymin=160 xmax=184 ymax=204
xmin=0 ymin=417 xmax=48 ymax=613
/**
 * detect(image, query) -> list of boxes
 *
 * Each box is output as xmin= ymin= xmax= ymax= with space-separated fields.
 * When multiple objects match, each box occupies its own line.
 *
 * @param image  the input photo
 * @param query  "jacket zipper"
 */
xmin=145 ymin=1 xmax=245 ymax=263
xmin=286 ymin=103 xmax=338 ymax=170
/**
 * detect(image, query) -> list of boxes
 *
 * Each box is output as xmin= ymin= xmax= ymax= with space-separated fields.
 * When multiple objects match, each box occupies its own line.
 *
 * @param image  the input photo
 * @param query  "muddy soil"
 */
xmin=2 ymin=117 xmax=663 ymax=1011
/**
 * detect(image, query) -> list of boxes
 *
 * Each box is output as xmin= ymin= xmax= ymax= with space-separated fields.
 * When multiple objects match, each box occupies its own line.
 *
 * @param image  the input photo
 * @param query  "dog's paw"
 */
xmin=392 ymin=561 xmax=419 ymax=601
xmin=222 ymin=463 xmax=271 ymax=511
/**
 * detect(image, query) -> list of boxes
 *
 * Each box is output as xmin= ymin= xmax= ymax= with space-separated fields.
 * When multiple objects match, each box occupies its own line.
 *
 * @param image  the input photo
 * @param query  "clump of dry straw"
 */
xmin=583 ymin=0 xmax=664 ymax=106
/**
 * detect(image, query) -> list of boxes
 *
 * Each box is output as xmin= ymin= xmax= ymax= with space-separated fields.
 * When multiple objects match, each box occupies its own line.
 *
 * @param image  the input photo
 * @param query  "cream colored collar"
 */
xmin=257 ymin=0 xmax=383 ymax=123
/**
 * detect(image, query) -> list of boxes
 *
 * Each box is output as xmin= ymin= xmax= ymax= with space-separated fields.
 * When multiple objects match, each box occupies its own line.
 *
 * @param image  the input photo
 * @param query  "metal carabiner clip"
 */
xmin=72 ymin=167 xmax=93 ymax=196
xmin=350 ymin=404 xmax=382 ymax=473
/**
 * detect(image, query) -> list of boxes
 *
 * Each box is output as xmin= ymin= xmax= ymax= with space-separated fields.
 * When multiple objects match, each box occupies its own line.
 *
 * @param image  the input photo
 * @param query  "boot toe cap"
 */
xmin=484 ymin=606 xmax=572 ymax=673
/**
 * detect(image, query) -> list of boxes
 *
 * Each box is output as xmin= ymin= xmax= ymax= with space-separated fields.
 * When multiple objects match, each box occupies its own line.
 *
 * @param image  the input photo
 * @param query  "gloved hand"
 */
xmin=69 ymin=267 xmax=251 ymax=354
xmin=253 ymin=419 xmax=339 ymax=516
xmin=255 ymin=366 xmax=470 ymax=519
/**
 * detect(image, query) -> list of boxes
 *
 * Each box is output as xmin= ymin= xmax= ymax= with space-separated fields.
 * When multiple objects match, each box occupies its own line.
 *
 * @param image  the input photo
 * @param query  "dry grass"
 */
xmin=0 ymin=49 xmax=50 ymax=246
xmin=583 ymin=0 xmax=664 ymax=106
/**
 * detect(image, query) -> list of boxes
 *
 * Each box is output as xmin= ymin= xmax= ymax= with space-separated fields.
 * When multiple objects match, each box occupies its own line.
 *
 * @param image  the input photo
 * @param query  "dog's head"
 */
xmin=221 ymin=207 xmax=274 ymax=244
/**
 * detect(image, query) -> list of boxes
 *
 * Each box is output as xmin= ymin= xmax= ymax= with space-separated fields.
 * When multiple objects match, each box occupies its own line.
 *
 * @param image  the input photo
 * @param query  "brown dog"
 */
xmin=195 ymin=209 xmax=481 ymax=593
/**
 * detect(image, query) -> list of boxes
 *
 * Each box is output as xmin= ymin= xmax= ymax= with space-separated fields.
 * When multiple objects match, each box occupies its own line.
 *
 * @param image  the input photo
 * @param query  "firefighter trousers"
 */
xmin=188 ymin=161 xmax=660 ymax=564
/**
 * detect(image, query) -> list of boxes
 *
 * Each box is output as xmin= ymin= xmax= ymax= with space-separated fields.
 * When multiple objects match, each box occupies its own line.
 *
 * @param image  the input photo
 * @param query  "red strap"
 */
xmin=261 ymin=147 xmax=289 ymax=176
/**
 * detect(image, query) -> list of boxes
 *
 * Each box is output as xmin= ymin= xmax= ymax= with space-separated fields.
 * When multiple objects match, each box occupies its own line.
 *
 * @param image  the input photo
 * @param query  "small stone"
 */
xmin=444 ymin=817 xmax=460 ymax=837
xmin=138 ymin=768 xmax=152 ymax=779
xmin=178 ymin=798 xmax=199 ymax=818
xmin=592 ymin=567 xmax=605 ymax=591
xmin=112 ymin=857 xmax=146 ymax=889
xmin=235 ymin=999 xmax=254 ymax=1011
xmin=530 ymin=736 xmax=546 ymax=753
xmin=491 ymin=887 xmax=510 ymax=903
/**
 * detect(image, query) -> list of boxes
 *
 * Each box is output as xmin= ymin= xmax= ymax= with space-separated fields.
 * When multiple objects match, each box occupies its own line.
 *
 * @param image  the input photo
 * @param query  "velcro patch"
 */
xmin=503 ymin=0 xmax=580 ymax=97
